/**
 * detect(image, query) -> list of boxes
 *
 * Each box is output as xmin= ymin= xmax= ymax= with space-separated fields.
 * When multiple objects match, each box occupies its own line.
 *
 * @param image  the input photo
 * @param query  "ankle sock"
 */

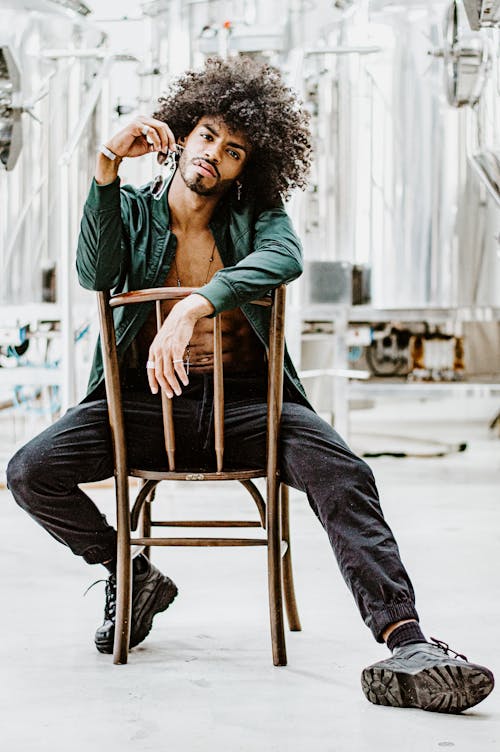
xmin=386 ymin=622 xmax=426 ymax=652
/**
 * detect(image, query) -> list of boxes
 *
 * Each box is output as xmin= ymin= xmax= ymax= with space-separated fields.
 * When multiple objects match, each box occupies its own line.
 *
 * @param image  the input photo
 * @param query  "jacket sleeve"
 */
xmin=194 ymin=206 xmax=303 ymax=314
xmin=76 ymin=177 xmax=144 ymax=291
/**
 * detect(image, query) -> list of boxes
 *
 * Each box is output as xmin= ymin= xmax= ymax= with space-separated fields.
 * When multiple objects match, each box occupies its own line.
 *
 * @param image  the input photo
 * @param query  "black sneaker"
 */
xmin=94 ymin=561 xmax=178 ymax=654
xmin=361 ymin=638 xmax=494 ymax=713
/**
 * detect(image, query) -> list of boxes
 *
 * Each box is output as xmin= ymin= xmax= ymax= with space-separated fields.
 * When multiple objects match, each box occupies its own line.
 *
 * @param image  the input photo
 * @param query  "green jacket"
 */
xmin=76 ymin=172 xmax=310 ymax=407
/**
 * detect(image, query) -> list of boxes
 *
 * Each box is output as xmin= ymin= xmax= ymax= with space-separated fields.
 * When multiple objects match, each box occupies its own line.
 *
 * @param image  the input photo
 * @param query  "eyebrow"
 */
xmin=201 ymin=122 xmax=248 ymax=154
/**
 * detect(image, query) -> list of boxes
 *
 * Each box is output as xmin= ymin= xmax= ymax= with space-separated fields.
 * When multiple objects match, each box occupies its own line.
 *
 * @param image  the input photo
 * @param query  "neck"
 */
xmin=167 ymin=169 xmax=222 ymax=232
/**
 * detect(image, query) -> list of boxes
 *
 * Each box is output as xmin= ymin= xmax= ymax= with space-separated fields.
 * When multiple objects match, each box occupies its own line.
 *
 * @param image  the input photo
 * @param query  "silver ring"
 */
xmin=141 ymin=125 xmax=150 ymax=136
xmin=172 ymin=359 xmax=184 ymax=363
xmin=146 ymin=360 xmax=155 ymax=369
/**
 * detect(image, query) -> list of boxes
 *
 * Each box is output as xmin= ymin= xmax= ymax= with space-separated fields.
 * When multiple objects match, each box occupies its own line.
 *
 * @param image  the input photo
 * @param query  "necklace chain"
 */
xmin=171 ymin=238 xmax=216 ymax=287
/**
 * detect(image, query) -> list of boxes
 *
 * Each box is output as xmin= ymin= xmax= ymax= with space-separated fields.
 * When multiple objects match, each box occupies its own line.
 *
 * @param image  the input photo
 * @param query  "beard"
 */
xmin=178 ymin=151 xmax=234 ymax=197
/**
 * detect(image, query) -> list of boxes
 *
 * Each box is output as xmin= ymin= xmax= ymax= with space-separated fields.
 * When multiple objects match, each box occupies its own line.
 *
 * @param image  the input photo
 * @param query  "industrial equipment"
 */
xmin=1 ymin=0 xmax=500 ymax=439
xmin=0 ymin=45 xmax=22 ymax=170
xmin=434 ymin=0 xmax=493 ymax=108
xmin=463 ymin=0 xmax=500 ymax=29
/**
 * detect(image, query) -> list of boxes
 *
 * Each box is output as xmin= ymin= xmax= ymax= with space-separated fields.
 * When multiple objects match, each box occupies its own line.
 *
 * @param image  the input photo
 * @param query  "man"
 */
xmin=7 ymin=56 xmax=494 ymax=713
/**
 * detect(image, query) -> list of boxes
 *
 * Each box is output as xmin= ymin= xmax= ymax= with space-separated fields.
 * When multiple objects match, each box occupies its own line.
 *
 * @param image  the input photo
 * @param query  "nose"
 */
xmin=204 ymin=142 xmax=222 ymax=164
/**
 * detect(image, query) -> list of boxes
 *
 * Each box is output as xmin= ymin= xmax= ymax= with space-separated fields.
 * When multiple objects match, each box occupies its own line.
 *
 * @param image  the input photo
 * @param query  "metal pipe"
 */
xmin=304 ymin=46 xmax=382 ymax=56
xmin=0 ymin=177 xmax=47 ymax=300
xmin=41 ymin=49 xmax=138 ymax=59
xmin=468 ymin=154 xmax=500 ymax=210
xmin=58 ymin=55 xmax=139 ymax=165
xmin=57 ymin=55 xmax=78 ymax=410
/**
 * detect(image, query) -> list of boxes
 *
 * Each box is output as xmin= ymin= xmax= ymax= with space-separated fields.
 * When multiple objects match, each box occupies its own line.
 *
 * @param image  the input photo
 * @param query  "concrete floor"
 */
xmin=1 ymin=397 xmax=499 ymax=751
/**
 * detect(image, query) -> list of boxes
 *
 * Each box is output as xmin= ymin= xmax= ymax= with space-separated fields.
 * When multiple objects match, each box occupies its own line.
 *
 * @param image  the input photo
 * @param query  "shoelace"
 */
xmin=430 ymin=636 xmax=468 ymax=662
xmin=83 ymin=577 xmax=117 ymax=621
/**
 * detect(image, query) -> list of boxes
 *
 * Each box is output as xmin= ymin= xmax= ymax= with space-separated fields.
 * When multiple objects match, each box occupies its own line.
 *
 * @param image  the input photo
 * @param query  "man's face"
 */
xmin=177 ymin=117 xmax=250 ymax=197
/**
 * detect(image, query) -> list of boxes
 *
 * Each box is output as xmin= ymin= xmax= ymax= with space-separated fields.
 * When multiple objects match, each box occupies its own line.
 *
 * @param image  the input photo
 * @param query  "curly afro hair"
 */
xmin=153 ymin=56 xmax=312 ymax=206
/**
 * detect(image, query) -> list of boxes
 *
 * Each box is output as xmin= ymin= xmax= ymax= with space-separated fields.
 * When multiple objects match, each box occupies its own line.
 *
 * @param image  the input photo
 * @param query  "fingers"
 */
xmin=137 ymin=116 xmax=176 ymax=154
xmin=105 ymin=116 xmax=177 ymax=160
xmin=143 ymin=125 xmax=162 ymax=153
xmin=147 ymin=350 xmax=188 ymax=399
xmin=173 ymin=357 xmax=189 ymax=387
xmin=147 ymin=306 xmax=197 ymax=397
xmin=159 ymin=355 xmax=182 ymax=399
xmin=146 ymin=356 xmax=159 ymax=395
xmin=148 ymin=353 xmax=176 ymax=398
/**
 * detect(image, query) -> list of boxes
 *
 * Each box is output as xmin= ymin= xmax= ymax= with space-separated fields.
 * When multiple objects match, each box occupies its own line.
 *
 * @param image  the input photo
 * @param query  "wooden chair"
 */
xmin=97 ymin=284 xmax=301 ymax=666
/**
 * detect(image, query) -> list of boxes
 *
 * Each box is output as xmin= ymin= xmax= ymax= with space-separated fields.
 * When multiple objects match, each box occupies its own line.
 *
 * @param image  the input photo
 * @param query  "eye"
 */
xmin=200 ymin=132 xmax=213 ymax=141
xmin=227 ymin=148 xmax=240 ymax=160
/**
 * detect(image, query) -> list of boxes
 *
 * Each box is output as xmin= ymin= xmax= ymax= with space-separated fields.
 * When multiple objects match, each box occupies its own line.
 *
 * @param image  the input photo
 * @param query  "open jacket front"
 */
xmin=76 ymin=171 xmax=311 ymax=408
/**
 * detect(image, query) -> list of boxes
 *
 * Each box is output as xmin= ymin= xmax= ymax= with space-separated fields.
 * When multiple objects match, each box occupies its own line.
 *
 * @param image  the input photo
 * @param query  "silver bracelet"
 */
xmin=98 ymin=144 xmax=119 ymax=161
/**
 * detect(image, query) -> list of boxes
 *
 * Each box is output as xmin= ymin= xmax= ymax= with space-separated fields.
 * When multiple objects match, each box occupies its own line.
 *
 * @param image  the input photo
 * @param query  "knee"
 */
xmin=7 ymin=449 xmax=23 ymax=493
xmin=6 ymin=445 xmax=41 ymax=507
xmin=352 ymin=455 xmax=375 ymax=484
xmin=341 ymin=452 xmax=377 ymax=496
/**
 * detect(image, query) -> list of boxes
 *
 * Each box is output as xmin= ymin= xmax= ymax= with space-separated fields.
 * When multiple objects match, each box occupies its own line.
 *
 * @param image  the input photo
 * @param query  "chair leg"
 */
xmin=139 ymin=482 xmax=153 ymax=560
xmin=281 ymin=485 xmax=302 ymax=632
xmin=113 ymin=476 xmax=132 ymax=665
xmin=267 ymin=475 xmax=287 ymax=666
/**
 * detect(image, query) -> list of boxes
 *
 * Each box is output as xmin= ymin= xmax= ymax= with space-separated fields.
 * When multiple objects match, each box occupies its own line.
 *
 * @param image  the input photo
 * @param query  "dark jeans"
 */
xmin=7 ymin=373 xmax=418 ymax=641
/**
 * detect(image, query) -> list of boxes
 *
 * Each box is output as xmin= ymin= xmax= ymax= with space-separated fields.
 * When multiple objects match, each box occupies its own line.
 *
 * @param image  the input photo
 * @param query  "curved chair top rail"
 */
xmin=109 ymin=286 xmax=273 ymax=308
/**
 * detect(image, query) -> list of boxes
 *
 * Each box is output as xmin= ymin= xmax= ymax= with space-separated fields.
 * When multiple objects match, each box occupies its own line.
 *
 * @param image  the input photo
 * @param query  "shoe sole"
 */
xmin=361 ymin=663 xmax=494 ymax=713
xmin=129 ymin=575 xmax=178 ymax=649
xmin=95 ymin=639 xmax=114 ymax=654
xmin=94 ymin=576 xmax=178 ymax=654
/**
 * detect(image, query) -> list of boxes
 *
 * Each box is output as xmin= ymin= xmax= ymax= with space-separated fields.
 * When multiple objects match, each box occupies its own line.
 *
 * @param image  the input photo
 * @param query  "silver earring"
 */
xmin=237 ymin=181 xmax=242 ymax=201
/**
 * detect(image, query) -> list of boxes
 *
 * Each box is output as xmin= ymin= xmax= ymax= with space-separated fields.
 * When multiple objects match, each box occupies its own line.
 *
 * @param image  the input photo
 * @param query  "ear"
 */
xmin=178 ymin=135 xmax=186 ymax=146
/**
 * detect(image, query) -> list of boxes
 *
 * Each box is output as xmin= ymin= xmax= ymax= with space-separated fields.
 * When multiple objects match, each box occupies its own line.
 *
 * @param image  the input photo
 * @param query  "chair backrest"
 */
xmin=96 ymin=285 xmax=287 ymax=480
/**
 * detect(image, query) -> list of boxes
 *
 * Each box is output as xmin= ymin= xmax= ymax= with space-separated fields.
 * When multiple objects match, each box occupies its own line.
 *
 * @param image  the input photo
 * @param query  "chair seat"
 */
xmin=129 ymin=468 xmax=266 ymax=481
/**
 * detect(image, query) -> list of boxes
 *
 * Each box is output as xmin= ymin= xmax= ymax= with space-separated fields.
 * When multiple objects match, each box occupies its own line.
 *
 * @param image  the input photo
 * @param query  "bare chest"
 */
xmin=166 ymin=229 xmax=224 ymax=289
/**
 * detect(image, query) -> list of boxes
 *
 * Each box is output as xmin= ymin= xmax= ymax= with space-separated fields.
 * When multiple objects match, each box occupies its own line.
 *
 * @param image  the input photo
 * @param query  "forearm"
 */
xmin=195 ymin=243 xmax=302 ymax=314
xmin=95 ymin=151 xmax=123 ymax=185
xmin=77 ymin=115 xmax=176 ymax=290
xmin=195 ymin=207 xmax=303 ymax=314
xmin=179 ymin=293 xmax=215 ymax=320
xmin=76 ymin=178 xmax=124 ymax=290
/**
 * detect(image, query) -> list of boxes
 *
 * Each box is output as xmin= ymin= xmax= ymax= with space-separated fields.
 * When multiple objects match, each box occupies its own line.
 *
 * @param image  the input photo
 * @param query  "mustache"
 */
xmin=192 ymin=156 xmax=220 ymax=178
xmin=157 ymin=148 xmax=220 ymax=178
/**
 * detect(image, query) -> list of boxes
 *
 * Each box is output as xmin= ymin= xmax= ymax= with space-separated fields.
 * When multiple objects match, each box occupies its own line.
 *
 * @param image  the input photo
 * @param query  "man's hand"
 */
xmin=147 ymin=294 xmax=215 ymax=398
xmin=96 ymin=116 xmax=176 ymax=185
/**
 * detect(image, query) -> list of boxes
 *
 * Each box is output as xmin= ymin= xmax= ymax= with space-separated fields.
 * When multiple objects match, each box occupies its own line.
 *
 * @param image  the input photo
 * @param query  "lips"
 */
xmin=193 ymin=158 xmax=217 ymax=177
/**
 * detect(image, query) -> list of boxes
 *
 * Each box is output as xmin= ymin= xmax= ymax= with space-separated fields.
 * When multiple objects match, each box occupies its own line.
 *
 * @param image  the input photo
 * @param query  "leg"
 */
xmin=278 ymin=404 xmax=419 ymax=642
xmin=7 ymin=398 xmax=118 ymax=564
xmin=224 ymin=398 xmax=418 ymax=641
xmin=281 ymin=484 xmax=301 ymax=632
xmin=224 ymin=395 xmax=494 ymax=712
xmin=6 ymin=390 xmax=203 ymax=564
xmin=267 ymin=455 xmax=286 ymax=666
xmin=7 ymin=391 xmax=186 ymax=657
